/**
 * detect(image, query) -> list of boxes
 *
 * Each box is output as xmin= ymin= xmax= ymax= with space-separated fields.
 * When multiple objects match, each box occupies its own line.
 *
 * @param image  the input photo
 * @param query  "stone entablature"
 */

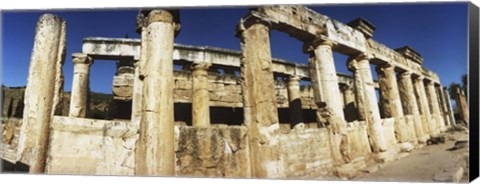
xmin=247 ymin=6 xmax=440 ymax=83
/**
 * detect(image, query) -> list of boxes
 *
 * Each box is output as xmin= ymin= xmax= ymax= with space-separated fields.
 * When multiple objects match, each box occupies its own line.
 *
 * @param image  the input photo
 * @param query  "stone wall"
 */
xmin=382 ymin=118 xmax=398 ymax=149
xmin=175 ymin=126 xmax=251 ymax=177
xmin=345 ymin=121 xmax=371 ymax=161
xmin=43 ymin=116 xmax=252 ymax=177
xmin=277 ymin=128 xmax=334 ymax=179
xmin=1 ymin=118 xmax=22 ymax=163
xmin=45 ymin=116 xmax=138 ymax=175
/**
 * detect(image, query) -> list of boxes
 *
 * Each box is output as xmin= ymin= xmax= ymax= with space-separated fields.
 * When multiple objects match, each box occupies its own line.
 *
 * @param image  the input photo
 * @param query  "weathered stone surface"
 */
xmin=348 ymin=54 xmax=387 ymax=153
xmin=398 ymin=72 xmax=426 ymax=143
xmin=135 ymin=9 xmax=179 ymax=176
xmin=1 ymin=86 xmax=25 ymax=118
xmin=237 ymin=17 xmax=282 ymax=178
xmin=175 ymin=126 xmax=250 ymax=177
xmin=46 ymin=116 xmax=137 ymax=175
xmin=278 ymin=128 xmax=334 ymax=179
xmin=454 ymin=88 xmax=469 ymax=124
xmin=376 ymin=64 xmax=409 ymax=143
xmin=69 ymin=53 xmax=93 ymax=118
xmin=191 ymin=62 xmax=211 ymax=127
xmin=1 ymin=118 xmax=22 ymax=163
xmin=425 ymin=81 xmax=445 ymax=132
xmin=305 ymin=38 xmax=350 ymax=168
xmin=413 ymin=76 xmax=435 ymax=135
xmin=16 ymin=14 xmax=66 ymax=173
xmin=287 ymin=75 xmax=304 ymax=127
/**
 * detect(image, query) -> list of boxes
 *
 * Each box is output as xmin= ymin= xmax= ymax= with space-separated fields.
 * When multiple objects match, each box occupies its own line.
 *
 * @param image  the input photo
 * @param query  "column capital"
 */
xmin=136 ymin=9 xmax=181 ymax=34
xmin=375 ymin=62 xmax=395 ymax=73
xmin=288 ymin=75 xmax=301 ymax=82
xmin=235 ymin=16 xmax=271 ymax=38
xmin=398 ymin=71 xmax=413 ymax=79
xmin=191 ymin=62 xmax=211 ymax=71
xmin=413 ymin=75 xmax=425 ymax=81
xmin=302 ymin=36 xmax=334 ymax=53
xmin=72 ymin=53 xmax=93 ymax=65
xmin=347 ymin=53 xmax=370 ymax=72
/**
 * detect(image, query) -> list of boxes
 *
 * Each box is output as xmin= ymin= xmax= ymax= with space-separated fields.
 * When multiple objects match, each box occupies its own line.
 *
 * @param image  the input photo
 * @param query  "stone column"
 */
xmin=131 ymin=60 xmax=142 ymax=127
xmin=16 ymin=14 xmax=66 ymax=173
xmin=191 ymin=62 xmax=211 ymax=128
xmin=304 ymin=37 xmax=351 ymax=167
xmin=347 ymin=54 xmax=387 ymax=153
xmin=135 ymin=9 xmax=180 ymax=176
xmin=340 ymin=84 xmax=357 ymax=122
xmin=425 ymin=80 xmax=445 ymax=132
xmin=435 ymin=84 xmax=450 ymax=127
xmin=68 ymin=53 xmax=93 ymax=118
xmin=413 ymin=76 xmax=436 ymax=135
xmin=397 ymin=71 xmax=427 ymax=143
xmin=376 ymin=64 xmax=410 ymax=143
xmin=455 ymin=88 xmax=469 ymax=124
xmin=444 ymin=88 xmax=456 ymax=125
xmin=287 ymin=75 xmax=304 ymax=127
xmin=236 ymin=17 xmax=281 ymax=178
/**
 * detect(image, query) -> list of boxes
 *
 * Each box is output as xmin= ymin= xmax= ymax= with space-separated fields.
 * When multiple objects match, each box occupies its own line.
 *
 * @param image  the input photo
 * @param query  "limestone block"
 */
xmin=278 ymin=128 xmax=334 ymax=179
xmin=46 ymin=116 xmax=138 ymax=175
xmin=175 ymin=126 xmax=250 ymax=178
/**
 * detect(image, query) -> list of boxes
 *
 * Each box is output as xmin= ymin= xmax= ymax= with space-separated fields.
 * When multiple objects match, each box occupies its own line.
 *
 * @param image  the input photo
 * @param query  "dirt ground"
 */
xmin=352 ymin=130 xmax=469 ymax=183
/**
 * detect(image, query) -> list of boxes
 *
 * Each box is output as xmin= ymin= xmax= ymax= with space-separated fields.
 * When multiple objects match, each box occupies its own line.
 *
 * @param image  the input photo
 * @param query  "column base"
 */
xmin=334 ymin=156 xmax=366 ymax=179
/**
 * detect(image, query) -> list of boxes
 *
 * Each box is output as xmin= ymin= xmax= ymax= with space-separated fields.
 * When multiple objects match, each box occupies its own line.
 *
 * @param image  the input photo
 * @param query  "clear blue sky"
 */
xmin=1 ymin=2 xmax=468 ymax=94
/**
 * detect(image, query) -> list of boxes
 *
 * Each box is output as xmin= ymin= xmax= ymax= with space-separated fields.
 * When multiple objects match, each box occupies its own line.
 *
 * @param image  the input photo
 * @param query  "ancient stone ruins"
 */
xmin=0 ymin=5 xmax=470 ymax=179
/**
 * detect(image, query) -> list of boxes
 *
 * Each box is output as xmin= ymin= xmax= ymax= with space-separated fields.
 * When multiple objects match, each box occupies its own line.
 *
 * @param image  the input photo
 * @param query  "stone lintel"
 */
xmin=394 ymin=46 xmax=423 ymax=65
xmin=347 ymin=17 xmax=376 ymax=39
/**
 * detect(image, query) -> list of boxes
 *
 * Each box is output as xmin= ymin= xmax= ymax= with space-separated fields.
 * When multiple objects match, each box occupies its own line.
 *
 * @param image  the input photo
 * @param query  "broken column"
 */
xmin=69 ymin=53 xmax=93 ymax=118
xmin=16 ymin=14 xmax=66 ymax=173
xmin=413 ymin=76 xmax=436 ymax=135
xmin=135 ymin=9 xmax=180 ymax=176
xmin=287 ymin=75 xmax=304 ymax=128
xmin=304 ymin=37 xmax=350 ymax=167
xmin=397 ymin=71 xmax=427 ymax=143
xmin=425 ymin=80 xmax=445 ymax=131
xmin=191 ymin=62 xmax=211 ymax=128
xmin=347 ymin=54 xmax=388 ymax=153
xmin=236 ymin=17 xmax=281 ymax=178
xmin=376 ymin=63 xmax=410 ymax=143
xmin=455 ymin=88 xmax=469 ymax=124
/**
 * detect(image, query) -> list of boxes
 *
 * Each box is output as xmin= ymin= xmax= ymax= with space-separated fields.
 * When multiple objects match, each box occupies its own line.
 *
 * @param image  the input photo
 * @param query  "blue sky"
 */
xmin=1 ymin=2 xmax=468 ymax=94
